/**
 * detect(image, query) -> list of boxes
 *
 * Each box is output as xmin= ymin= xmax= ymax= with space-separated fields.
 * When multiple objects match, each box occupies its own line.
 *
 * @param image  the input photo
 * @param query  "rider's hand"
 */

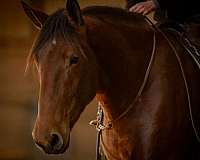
xmin=129 ymin=0 xmax=158 ymax=15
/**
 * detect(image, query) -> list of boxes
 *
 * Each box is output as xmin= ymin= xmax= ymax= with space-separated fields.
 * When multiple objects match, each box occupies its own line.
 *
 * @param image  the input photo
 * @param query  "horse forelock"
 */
xmin=26 ymin=6 xmax=147 ymax=71
xmin=27 ymin=9 xmax=74 ymax=60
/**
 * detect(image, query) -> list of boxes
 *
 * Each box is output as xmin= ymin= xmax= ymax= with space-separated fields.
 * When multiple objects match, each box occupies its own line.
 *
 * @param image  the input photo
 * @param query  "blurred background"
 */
xmin=0 ymin=0 xmax=124 ymax=160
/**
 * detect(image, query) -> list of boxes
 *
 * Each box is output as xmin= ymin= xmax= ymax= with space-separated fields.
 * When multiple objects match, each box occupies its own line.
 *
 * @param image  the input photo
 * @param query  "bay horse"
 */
xmin=21 ymin=0 xmax=200 ymax=159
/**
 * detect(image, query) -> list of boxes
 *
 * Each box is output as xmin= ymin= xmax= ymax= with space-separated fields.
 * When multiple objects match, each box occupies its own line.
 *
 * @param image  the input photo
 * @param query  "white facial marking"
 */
xmin=52 ymin=39 xmax=57 ymax=45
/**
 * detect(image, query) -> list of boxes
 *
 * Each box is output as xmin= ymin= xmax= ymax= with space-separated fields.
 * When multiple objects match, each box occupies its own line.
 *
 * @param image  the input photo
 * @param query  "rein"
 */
xmin=157 ymin=29 xmax=200 ymax=143
xmin=90 ymin=28 xmax=157 ymax=160
xmin=145 ymin=17 xmax=200 ymax=143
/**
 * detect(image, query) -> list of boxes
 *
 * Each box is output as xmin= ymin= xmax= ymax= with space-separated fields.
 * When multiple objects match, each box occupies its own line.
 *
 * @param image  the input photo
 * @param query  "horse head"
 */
xmin=22 ymin=0 xmax=98 ymax=154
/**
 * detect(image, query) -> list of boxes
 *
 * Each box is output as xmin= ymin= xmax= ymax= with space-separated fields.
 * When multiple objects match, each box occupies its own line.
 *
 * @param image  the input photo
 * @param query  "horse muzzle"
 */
xmin=33 ymin=131 xmax=70 ymax=154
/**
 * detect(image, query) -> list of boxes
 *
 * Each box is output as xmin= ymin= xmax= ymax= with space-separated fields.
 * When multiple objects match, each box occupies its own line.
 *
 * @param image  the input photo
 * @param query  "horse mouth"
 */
xmin=35 ymin=135 xmax=70 ymax=155
xmin=43 ymin=138 xmax=70 ymax=154
xmin=57 ymin=139 xmax=70 ymax=154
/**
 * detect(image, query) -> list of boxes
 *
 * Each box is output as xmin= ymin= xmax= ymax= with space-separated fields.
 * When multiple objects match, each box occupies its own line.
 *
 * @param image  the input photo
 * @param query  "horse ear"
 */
xmin=21 ymin=0 xmax=48 ymax=29
xmin=66 ymin=0 xmax=84 ymax=25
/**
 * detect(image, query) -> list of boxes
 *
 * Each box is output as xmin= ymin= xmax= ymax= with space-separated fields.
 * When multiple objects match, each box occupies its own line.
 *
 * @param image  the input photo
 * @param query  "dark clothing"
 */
xmin=126 ymin=0 xmax=200 ymax=23
xmin=126 ymin=0 xmax=200 ymax=69
xmin=158 ymin=0 xmax=200 ymax=22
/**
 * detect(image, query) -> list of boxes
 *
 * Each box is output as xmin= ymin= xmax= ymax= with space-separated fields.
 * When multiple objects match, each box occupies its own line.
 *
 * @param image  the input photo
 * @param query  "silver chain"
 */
xmin=89 ymin=102 xmax=112 ymax=131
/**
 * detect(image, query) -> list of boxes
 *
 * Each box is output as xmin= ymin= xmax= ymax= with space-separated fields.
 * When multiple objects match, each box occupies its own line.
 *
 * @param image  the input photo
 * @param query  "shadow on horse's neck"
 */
xmin=85 ymin=15 xmax=155 ymax=120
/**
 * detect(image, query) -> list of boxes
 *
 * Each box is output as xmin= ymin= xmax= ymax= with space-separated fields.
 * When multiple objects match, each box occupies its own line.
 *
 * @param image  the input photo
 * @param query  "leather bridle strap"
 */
xmin=90 ymin=30 xmax=157 ymax=160
xmin=107 ymin=31 xmax=156 ymax=127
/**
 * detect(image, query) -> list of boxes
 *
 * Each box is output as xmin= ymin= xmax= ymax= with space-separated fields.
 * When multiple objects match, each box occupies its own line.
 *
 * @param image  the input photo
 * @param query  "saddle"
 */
xmin=185 ymin=22 xmax=200 ymax=48
xmin=158 ymin=20 xmax=200 ymax=66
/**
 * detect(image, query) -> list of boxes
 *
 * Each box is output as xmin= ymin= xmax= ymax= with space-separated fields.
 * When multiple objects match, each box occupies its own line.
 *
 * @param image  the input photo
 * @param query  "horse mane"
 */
xmin=27 ymin=6 xmax=146 ymax=70
xmin=33 ymin=6 xmax=145 ymax=54
xmin=82 ymin=6 xmax=146 ymax=27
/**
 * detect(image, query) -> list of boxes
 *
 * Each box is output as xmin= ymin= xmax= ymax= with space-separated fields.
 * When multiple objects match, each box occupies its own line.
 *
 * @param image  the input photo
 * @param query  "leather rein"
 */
xmin=90 ymin=17 xmax=200 ymax=160
xmin=90 ymin=22 xmax=157 ymax=160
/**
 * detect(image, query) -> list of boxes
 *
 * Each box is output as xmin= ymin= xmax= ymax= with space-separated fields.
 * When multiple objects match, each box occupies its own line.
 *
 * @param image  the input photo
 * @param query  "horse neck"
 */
xmin=85 ymin=15 xmax=154 ymax=120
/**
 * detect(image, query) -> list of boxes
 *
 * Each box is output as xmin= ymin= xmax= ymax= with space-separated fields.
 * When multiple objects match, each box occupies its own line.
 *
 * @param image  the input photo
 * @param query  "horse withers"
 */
xmin=22 ymin=0 xmax=200 ymax=159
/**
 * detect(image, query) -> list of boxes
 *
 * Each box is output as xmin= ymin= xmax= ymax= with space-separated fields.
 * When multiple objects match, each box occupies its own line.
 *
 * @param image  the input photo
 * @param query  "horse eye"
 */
xmin=69 ymin=55 xmax=79 ymax=65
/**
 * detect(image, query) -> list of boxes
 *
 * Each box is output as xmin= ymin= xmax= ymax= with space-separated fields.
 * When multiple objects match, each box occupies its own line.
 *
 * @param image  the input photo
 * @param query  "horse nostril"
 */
xmin=50 ymin=132 xmax=63 ymax=150
xmin=51 ymin=134 xmax=59 ymax=146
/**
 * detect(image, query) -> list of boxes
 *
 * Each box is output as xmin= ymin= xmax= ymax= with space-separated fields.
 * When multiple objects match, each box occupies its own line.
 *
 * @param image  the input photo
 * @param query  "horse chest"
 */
xmin=101 ymin=129 xmax=133 ymax=160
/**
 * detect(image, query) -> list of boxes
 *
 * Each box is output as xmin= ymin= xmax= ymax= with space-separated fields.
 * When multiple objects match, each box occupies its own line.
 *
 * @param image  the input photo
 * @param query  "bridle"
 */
xmin=90 ymin=16 xmax=200 ymax=160
xmin=90 ymin=25 xmax=157 ymax=160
